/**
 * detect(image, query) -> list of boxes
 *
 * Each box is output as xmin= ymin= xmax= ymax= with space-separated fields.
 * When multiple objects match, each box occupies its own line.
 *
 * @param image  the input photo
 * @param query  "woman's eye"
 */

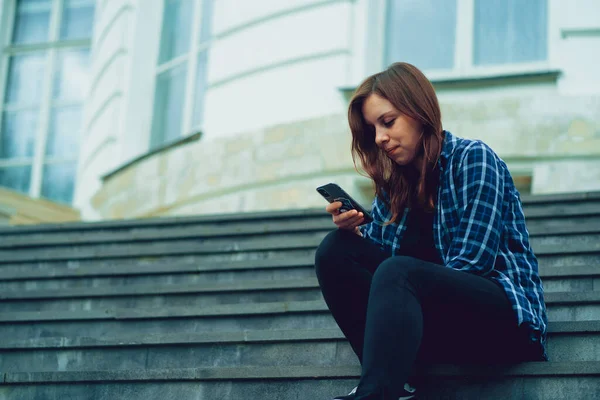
xmin=383 ymin=119 xmax=395 ymax=128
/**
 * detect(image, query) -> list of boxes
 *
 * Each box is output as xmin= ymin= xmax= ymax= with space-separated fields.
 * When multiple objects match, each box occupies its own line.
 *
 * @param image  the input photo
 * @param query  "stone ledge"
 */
xmin=0 ymin=256 xmax=313 ymax=281
xmin=2 ymin=276 xmax=600 ymax=301
xmin=0 ymin=214 xmax=598 ymax=250
xmin=524 ymin=202 xmax=600 ymax=219
xmin=0 ymin=217 xmax=333 ymax=249
xmin=0 ymin=235 xmax=323 ymax=264
xmin=0 ymin=190 xmax=598 ymax=235
xmin=520 ymin=191 xmax=600 ymax=204
xmin=2 ymin=255 xmax=597 ymax=283
xmin=0 ymin=188 xmax=80 ymax=226
xmin=101 ymin=132 xmax=202 ymax=182
xmin=0 ymin=277 xmax=320 ymax=300
xmin=0 ymin=231 xmax=597 ymax=264
xmin=1 ymin=322 xmax=597 ymax=350
xmin=0 ymin=207 xmax=327 ymax=234
xmin=2 ymin=362 xmax=600 ymax=384
xmin=0 ymin=294 xmax=595 ymax=323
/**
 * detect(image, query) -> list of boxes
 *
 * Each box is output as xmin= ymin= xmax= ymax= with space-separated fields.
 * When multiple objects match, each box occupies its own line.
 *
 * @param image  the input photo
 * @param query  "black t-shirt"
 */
xmin=398 ymin=205 xmax=443 ymax=265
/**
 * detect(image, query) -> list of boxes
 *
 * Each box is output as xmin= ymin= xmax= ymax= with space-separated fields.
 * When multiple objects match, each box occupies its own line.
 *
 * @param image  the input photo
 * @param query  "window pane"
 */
xmin=192 ymin=51 xmax=208 ymax=128
xmin=151 ymin=64 xmax=187 ymax=147
xmin=12 ymin=0 xmax=51 ymax=44
xmin=0 ymin=165 xmax=32 ymax=193
xmin=158 ymin=0 xmax=194 ymax=64
xmin=386 ymin=0 xmax=457 ymax=70
xmin=474 ymin=0 xmax=548 ymax=65
xmin=53 ymin=49 xmax=90 ymax=101
xmin=41 ymin=162 xmax=76 ymax=204
xmin=60 ymin=0 xmax=96 ymax=40
xmin=1 ymin=110 xmax=38 ymax=158
xmin=4 ymin=53 xmax=46 ymax=106
xmin=46 ymin=106 xmax=82 ymax=157
xmin=199 ymin=0 xmax=214 ymax=43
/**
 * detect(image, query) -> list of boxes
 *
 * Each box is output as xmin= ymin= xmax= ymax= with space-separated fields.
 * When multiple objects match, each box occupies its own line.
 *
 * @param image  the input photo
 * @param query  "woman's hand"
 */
xmin=326 ymin=201 xmax=365 ymax=236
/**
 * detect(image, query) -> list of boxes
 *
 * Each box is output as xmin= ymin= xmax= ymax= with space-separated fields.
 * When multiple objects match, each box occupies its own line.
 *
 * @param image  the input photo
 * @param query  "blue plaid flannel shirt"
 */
xmin=359 ymin=130 xmax=548 ymax=359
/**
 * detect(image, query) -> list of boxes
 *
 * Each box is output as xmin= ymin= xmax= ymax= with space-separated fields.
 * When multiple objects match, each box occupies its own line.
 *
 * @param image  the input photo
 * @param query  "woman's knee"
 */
xmin=371 ymin=256 xmax=424 ymax=290
xmin=314 ymin=229 xmax=355 ymax=273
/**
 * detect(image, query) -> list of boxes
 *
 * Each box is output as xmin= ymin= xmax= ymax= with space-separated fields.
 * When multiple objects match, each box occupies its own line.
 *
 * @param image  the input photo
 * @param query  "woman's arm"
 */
xmin=446 ymin=141 xmax=505 ymax=276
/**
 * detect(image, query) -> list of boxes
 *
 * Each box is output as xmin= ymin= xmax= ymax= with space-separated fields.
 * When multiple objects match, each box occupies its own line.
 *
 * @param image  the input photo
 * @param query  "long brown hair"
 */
xmin=349 ymin=62 xmax=444 ymax=223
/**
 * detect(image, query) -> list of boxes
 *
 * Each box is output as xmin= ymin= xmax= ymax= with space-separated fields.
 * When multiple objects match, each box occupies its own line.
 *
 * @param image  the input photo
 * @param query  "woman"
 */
xmin=315 ymin=62 xmax=548 ymax=400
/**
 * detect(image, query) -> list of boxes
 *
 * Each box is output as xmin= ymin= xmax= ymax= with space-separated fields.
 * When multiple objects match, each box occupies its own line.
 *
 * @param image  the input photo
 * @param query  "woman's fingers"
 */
xmin=325 ymin=201 xmax=342 ymax=215
xmin=334 ymin=210 xmax=364 ymax=229
xmin=325 ymin=202 xmax=365 ymax=230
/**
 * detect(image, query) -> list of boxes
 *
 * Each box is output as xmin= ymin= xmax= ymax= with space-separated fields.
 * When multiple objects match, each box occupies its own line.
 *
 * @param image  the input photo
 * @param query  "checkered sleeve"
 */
xmin=358 ymin=195 xmax=386 ymax=248
xmin=446 ymin=141 xmax=504 ymax=276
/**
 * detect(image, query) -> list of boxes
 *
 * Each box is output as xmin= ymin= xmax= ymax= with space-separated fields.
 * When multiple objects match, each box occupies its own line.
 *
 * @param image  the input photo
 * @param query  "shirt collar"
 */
xmin=438 ymin=130 xmax=459 ymax=172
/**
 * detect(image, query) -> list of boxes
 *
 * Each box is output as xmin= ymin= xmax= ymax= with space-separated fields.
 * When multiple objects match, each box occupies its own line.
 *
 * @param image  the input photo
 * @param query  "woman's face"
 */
xmin=362 ymin=94 xmax=423 ymax=167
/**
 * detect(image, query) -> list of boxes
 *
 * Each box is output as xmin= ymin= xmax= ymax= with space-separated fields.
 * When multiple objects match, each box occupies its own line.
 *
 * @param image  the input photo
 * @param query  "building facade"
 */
xmin=1 ymin=0 xmax=599 ymax=220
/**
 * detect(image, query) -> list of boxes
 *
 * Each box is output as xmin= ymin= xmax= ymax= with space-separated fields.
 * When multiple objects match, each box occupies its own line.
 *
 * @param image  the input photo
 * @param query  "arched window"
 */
xmin=0 ymin=0 xmax=95 ymax=204
xmin=150 ymin=0 xmax=213 ymax=149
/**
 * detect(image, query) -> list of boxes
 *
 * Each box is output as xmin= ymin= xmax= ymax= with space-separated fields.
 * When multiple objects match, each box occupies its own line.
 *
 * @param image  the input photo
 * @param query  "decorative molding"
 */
xmin=561 ymin=28 xmax=600 ymax=39
xmin=338 ymin=69 xmax=562 ymax=98
xmin=429 ymin=70 xmax=561 ymax=89
xmin=214 ymin=0 xmax=353 ymax=41
xmin=84 ymin=91 xmax=123 ymax=132
xmin=101 ymin=131 xmax=203 ymax=182
xmin=87 ymin=48 xmax=127 ymax=98
xmin=94 ymin=3 xmax=133 ymax=53
xmin=209 ymin=49 xmax=350 ymax=89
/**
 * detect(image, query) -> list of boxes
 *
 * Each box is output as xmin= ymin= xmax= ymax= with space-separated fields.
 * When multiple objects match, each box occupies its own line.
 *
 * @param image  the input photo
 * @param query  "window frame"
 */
xmin=150 ymin=0 xmax=212 ymax=149
xmin=381 ymin=0 xmax=553 ymax=81
xmin=0 ymin=0 xmax=93 ymax=203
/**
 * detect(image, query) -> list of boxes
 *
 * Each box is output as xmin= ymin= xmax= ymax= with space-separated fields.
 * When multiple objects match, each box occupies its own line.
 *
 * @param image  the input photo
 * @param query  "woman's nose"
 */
xmin=375 ymin=128 xmax=388 ymax=146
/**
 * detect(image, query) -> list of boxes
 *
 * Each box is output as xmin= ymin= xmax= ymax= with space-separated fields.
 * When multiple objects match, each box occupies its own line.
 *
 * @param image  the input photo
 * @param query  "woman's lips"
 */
xmin=386 ymin=146 xmax=399 ymax=156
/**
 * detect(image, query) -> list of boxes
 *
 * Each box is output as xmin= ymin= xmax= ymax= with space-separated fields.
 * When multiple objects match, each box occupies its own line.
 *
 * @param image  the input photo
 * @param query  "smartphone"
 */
xmin=316 ymin=183 xmax=373 ymax=224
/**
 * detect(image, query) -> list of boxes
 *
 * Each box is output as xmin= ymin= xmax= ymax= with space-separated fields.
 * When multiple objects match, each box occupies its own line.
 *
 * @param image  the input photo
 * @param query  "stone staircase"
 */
xmin=0 ymin=191 xmax=599 ymax=399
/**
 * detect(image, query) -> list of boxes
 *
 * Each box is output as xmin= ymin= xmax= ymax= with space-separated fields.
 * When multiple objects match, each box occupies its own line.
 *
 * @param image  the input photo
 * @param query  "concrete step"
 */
xmin=0 ymin=363 xmax=599 ymax=400
xmin=0 ymin=212 xmax=597 ymax=251
xmin=1 ymin=293 xmax=599 ymax=339
xmin=0 ymin=255 xmax=598 ymax=293
xmin=2 ymin=274 xmax=600 ymax=312
xmin=0 ymin=322 xmax=597 ymax=373
xmin=0 ymin=217 xmax=333 ymax=249
xmin=0 ymin=229 xmax=598 ymax=264
xmin=0 ymin=257 xmax=318 ymax=292
xmin=0 ymin=189 xmax=596 ymax=238
xmin=0 ymin=278 xmax=322 ymax=312
xmin=0 ymin=232 xmax=329 ymax=264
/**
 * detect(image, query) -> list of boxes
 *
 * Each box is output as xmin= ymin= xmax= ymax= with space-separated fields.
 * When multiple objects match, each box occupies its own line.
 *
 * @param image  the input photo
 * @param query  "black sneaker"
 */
xmin=333 ymin=383 xmax=417 ymax=399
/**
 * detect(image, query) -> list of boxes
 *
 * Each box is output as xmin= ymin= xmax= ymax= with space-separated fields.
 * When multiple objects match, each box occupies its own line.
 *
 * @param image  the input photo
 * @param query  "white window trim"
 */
xmin=0 ymin=0 xmax=93 ymax=202
xmin=359 ymin=0 xmax=553 ymax=83
xmin=151 ymin=0 xmax=210 ymax=149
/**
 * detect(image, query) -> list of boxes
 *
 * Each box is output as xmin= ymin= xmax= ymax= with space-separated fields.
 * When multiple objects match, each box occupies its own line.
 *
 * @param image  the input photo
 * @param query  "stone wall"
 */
xmin=91 ymin=115 xmax=371 ymax=219
xmin=91 ymin=91 xmax=600 ymax=219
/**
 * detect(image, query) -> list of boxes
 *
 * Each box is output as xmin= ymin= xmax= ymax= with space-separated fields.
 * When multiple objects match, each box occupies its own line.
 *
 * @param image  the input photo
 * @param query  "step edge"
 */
xmin=3 ymin=362 xmax=600 ymax=384
xmin=0 ymin=296 xmax=598 ymax=323
xmin=1 ymin=321 xmax=598 ymax=350
xmin=0 ymin=239 xmax=597 ymax=264
xmin=1 ymin=284 xmax=600 ymax=303
xmin=0 ymin=262 xmax=597 ymax=283
xmin=0 ymin=278 xmax=321 ymax=300
xmin=0 ymin=222 xmax=597 ymax=250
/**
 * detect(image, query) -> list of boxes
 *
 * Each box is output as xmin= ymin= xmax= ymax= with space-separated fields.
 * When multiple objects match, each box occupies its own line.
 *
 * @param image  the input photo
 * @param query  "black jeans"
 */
xmin=315 ymin=229 xmax=536 ymax=400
